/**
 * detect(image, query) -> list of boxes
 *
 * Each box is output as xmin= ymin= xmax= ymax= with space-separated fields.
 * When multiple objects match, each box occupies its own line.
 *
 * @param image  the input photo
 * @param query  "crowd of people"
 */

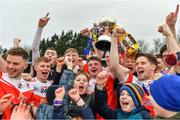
xmin=0 ymin=4 xmax=180 ymax=120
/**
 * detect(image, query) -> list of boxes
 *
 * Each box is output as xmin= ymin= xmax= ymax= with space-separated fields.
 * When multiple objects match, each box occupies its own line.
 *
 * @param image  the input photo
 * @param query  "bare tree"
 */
xmin=0 ymin=46 xmax=7 ymax=58
xmin=137 ymin=39 xmax=149 ymax=53
xmin=151 ymin=38 xmax=165 ymax=54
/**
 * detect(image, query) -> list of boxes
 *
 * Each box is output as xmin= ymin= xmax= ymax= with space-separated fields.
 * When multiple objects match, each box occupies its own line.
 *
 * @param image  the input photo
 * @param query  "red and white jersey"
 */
xmin=30 ymin=77 xmax=51 ymax=106
xmin=0 ymin=73 xmax=33 ymax=102
xmin=0 ymin=72 xmax=33 ymax=119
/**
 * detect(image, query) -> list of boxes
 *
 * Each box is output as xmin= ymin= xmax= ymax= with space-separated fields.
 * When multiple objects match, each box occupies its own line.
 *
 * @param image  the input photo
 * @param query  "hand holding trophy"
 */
xmin=81 ymin=17 xmax=139 ymax=56
xmin=95 ymin=17 xmax=116 ymax=51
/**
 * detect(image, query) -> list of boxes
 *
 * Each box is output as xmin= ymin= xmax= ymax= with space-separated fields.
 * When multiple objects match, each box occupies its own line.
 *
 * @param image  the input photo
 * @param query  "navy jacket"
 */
xmin=53 ymin=103 xmax=95 ymax=119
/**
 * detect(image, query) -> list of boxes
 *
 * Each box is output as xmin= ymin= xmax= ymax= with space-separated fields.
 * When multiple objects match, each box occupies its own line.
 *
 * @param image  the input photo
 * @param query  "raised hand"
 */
xmin=56 ymin=57 xmax=65 ymax=72
xmin=166 ymin=4 xmax=179 ymax=28
xmin=96 ymin=71 xmax=108 ymax=90
xmin=56 ymin=57 xmax=65 ymax=66
xmin=164 ymin=51 xmax=180 ymax=66
xmin=68 ymin=88 xmax=84 ymax=106
xmin=158 ymin=24 xmax=173 ymax=37
xmin=0 ymin=94 xmax=14 ymax=113
xmin=10 ymin=102 xmax=31 ymax=120
xmin=80 ymin=28 xmax=90 ymax=37
xmin=55 ymin=86 xmax=65 ymax=100
xmin=68 ymin=88 xmax=80 ymax=102
xmin=13 ymin=38 xmax=21 ymax=47
xmin=64 ymin=56 xmax=73 ymax=70
xmin=38 ymin=12 xmax=50 ymax=28
xmin=112 ymin=26 xmax=126 ymax=38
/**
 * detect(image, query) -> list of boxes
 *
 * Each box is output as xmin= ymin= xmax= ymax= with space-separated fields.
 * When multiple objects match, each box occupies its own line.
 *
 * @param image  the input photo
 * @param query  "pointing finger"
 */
xmin=175 ymin=4 xmax=179 ymax=17
xmin=46 ymin=12 xmax=49 ymax=17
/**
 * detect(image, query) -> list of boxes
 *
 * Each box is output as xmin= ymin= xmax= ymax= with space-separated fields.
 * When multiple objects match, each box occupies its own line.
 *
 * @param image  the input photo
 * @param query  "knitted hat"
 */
xmin=150 ymin=74 xmax=180 ymax=112
xmin=120 ymin=83 xmax=144 ymax=107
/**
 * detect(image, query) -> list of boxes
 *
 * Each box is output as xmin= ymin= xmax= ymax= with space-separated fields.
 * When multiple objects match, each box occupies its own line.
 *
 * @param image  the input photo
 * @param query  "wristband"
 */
xmin=75 ymin=97 xmax=81 ymax=103
xmin=53 ymin=100 xmax=63 ymax=106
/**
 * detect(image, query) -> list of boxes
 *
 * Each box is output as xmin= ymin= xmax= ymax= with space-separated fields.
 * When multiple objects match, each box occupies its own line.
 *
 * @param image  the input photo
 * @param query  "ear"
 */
xmin=34 ymin=64 xmax=38 ymax=71
xmin=24 ymin=63 xmax=29 ymax=70
xmin=151 ymin=64 xmax=156 ymax=71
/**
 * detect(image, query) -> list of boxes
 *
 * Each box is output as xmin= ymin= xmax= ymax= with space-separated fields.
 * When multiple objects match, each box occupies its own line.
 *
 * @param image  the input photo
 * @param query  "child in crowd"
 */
xmin=53 ymin=86 xmax=95 ymax=119
xmin=49 ymin=70 xmax=95 ymax=119
xmin=95 ymin=71 xmax=152 ymax=119
xmin=37 ymin=56 xmax=95 ymax=119
xmin=30 ymin=57 xmax=52 ymax=106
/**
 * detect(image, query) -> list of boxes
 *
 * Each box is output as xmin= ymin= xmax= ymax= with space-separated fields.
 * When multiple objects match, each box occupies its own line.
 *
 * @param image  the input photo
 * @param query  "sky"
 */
xmin=0 ymin=0 xmax=180 ymax=49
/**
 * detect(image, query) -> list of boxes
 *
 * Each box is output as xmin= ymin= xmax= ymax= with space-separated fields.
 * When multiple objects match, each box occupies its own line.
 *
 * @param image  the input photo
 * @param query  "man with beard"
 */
xmin=0 ymin=47 xmax=33 ymax=119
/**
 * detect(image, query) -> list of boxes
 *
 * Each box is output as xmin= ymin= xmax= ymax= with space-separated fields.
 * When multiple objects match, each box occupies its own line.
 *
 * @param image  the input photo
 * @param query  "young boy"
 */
xmin=30 ymin=57 xmax=52 ymax=106
xmin=95 ymin=71 xmax=152 ymax=119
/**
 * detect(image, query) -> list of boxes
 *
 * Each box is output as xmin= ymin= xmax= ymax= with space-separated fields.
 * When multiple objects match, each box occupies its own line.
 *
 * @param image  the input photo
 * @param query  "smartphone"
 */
xmin=142 ymin=84 xmax=150 ymax=96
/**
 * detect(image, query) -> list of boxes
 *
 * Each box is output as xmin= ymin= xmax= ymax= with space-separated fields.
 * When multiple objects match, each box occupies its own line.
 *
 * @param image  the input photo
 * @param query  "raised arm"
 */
xmin=110 ymin=27 xmax=129 ymax=82
xmin=95 ymin=71 xmax=117 ymax=119
xmin=32 ymin=13 xmax=50 ymax=65
xmin=158 ymin=24 xmax=180 ymax=73
xmin=158 ymin=24 xmax=180 ymax=52
xmin=13 ymin=38 xmax=21 ymax=47
xmin=0 ymin=54 xmax=6 ymax=72
xmin=53 ymin=86 xmax=66 ymax=119
xmin=166 ymin=4 xmax=179 ymax=39
xmin=68 ymin=88 xmax=95 ymax=119
xmin=58 ymin=56 xmax=75 ymax=89
xmin=81 ymin=28 xmax=104 ymax=58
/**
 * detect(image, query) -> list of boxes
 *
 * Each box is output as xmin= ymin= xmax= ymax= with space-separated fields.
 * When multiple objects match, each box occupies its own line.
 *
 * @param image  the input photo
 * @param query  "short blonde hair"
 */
xmin=64 ymin=48 xmax=79 ymax=56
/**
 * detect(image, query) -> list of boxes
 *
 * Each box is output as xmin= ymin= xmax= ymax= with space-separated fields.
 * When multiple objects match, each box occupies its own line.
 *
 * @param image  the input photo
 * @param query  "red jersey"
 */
xmin=0 ymin=73 xmax=33 ymax=119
